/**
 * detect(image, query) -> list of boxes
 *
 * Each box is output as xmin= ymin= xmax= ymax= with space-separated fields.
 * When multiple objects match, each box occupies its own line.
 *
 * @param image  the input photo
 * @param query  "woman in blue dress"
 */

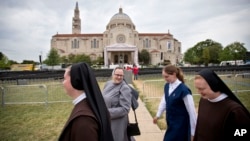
xmin=153 ymin=65 xmax=197 ymax=141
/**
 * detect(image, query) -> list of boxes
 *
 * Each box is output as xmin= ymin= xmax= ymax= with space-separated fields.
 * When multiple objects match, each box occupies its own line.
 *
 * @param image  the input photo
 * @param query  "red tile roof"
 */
xmin=52 ymin=33 xmax=103 ymax=37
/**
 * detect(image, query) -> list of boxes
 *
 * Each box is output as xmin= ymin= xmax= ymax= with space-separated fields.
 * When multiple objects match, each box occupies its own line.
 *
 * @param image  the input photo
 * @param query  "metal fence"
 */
xmin=0 ymin=84 xmax=71 ymax=107
xmin=0 ymin=77 xmax=110 ymax=107
xmin=142 ymin=73 xmax=250 ymax=105
xmin=0 ymin=72 xmax=249 ymax=107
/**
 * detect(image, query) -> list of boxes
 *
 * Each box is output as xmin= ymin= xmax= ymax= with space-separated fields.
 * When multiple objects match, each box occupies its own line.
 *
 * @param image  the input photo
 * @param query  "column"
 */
xmin=104 ymin=47 xmax=108 ymax=67
xmin=134 ymin=47 xmax=138 ymax=65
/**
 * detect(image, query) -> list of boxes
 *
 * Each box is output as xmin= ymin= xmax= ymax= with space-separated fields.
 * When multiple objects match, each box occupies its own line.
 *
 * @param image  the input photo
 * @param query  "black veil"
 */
xmin=70 ymin=62 xmax=114 ymax=141
xmin=198 ymin=69 xmax=250 ymax=116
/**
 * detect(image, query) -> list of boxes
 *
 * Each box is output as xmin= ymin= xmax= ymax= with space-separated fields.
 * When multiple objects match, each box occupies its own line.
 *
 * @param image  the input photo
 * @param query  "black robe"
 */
xmin=59 ymin=99 xmax=99 ymax=141
xmin=61 ymin=62 xmax=114 ymax=141
xmin=194 ymin=97 xmax=250 ymax=141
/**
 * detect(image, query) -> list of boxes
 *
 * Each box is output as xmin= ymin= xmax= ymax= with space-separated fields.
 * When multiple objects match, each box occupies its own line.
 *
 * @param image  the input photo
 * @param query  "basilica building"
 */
xmin=51 ymin=2 xmax=182 ymax=68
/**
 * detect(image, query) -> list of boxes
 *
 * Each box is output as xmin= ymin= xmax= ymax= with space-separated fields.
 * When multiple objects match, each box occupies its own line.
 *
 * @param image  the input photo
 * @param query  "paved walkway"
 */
xmin=129 ymin=80 xmax=165 ymax=141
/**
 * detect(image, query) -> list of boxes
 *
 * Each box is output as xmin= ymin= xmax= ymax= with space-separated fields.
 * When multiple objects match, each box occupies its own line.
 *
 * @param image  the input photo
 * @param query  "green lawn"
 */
xmin=139 ymin=74 xmax=250 ymax=130
xmin=0 ymin=80 xmax=106 ymax=141
xmin=0 ymin=103 xmax=73 ymax=141
xmin=0 ymin=75 xmax=249 ymax=140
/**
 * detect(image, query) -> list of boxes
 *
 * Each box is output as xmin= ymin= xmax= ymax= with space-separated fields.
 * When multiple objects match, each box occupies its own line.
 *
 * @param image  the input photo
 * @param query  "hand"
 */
xmin=153 ymin=117 xmax=158 ymax=124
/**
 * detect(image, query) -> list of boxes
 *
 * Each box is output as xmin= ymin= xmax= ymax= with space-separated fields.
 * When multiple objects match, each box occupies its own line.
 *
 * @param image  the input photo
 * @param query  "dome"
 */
xmin=106 ymin=8 xmax=135 ymax=30
xmin=108 ymin=8 xmax=134 ymax=26
xmin=110 ymin=8 xmax=132 ymax=22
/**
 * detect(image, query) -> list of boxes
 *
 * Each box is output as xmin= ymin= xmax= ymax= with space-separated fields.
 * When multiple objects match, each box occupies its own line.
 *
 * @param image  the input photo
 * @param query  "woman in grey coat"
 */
xmin=102 ymin=67 xmax=135 ymax=141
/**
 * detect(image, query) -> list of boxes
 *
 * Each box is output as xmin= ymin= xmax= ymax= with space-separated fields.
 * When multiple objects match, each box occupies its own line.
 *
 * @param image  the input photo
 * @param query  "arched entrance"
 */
xmin=114 ymin=53 xmax=129 ymax=64
xmin=104 ymin=43 xmax=138 ymax=68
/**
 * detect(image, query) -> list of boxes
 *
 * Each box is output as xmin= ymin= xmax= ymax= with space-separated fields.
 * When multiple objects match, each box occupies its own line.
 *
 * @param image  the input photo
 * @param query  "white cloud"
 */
xmin=0 ymin=0 xmax=249 ymax=62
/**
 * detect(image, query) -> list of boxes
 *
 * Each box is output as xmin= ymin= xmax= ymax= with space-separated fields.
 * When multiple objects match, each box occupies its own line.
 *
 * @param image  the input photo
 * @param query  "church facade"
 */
xmin=51 ymin=2 xmax=182 ymax=68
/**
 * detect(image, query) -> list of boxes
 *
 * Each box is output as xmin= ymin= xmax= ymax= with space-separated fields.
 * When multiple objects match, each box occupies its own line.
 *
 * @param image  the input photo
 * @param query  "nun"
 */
xmin=193 ymin=69 xmax=250 ymax=141
xmin=59 ymin=62 xmax=114 ymax=141
xmin=102 ymin=67 xmax=135 ymax=141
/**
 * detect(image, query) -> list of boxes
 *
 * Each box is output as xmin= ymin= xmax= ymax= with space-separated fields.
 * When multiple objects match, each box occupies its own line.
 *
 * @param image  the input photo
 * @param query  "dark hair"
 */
xmin=163 ymin=65 xmax=184 ymax=83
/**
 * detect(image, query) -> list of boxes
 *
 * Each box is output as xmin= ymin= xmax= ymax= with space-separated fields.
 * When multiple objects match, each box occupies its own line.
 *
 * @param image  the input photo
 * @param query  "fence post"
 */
xmin=1 ymin=86 xmax=4 ymax=107
xmin=41 ymin=84 xmax=48 ymax=106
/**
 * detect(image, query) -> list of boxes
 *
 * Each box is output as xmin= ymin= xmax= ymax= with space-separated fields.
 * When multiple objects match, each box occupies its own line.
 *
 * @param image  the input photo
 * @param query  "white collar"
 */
xmin=208 ymin=93 xmax=228 ymax=102
xmin=169 ymin=79 xmax=181 ymax=89
xmin=73 ymin=93 xmax=86 ymax=105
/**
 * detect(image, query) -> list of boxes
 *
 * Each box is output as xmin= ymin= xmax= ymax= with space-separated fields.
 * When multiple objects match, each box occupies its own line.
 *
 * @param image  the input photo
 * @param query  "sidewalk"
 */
xmin=129 ymin=80 xmax=165 ymax=141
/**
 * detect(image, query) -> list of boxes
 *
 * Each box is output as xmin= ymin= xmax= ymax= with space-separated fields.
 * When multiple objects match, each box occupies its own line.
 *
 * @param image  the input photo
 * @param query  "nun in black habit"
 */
xmin=193 ymin=69 xmax=250 ymax=141
xmin=59 ymin=62 xmax=114 ymax=141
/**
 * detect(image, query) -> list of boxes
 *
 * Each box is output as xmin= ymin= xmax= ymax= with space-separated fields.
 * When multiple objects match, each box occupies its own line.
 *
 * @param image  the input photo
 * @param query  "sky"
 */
xmin=0 ymin=0 xmax=250 ymax=63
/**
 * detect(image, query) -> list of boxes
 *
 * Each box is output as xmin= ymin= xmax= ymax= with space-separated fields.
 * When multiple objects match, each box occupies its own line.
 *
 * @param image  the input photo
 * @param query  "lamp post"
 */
xmin=39 ymin=51 xmax=43 ymax=70
xmin=234 ymin=50 xmax=238 ymax=66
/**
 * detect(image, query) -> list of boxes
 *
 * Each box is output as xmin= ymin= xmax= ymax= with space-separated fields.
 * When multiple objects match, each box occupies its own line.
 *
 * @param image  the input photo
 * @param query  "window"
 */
xmin=144 ymin=38 xmax=151 ymax=48
xmin=116 ymin=34 xmax=126 ymax=43
xmin=91 ymin=39 xmax=99 ymax=48
xmin=94 ymin=39 xmax=96 ymax=48
xmin=72 ymin=39 xmax=79 ymax=49
xmin=167 ymin=41 xmax=171 ymax=50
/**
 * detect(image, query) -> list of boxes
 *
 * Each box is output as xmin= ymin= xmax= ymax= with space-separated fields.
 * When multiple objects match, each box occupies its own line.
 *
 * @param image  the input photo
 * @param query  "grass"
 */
xmin=0 ymin=80 xmax=73 ymax=141
xmin=0 ymin=80 xmax=107 ymax=141
xmin=0 ymin=103 xmax=73 ymax=141
xmin=139 ymin=74 xmax=250 ymax=130
xmin=0 ymin=74 xmax=249 ymax=140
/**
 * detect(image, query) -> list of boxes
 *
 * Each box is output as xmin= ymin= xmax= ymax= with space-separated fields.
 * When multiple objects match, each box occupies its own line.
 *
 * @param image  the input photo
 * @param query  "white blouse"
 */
xmin=156 ymin=79 xmax=197 ymax=136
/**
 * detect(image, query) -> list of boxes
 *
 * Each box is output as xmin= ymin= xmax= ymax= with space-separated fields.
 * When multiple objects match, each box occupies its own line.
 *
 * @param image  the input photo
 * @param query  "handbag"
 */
xmin=127 ymin=109 xmax=141 ymax=136
xmin=118 ymin=83 xmax=140 ymax=136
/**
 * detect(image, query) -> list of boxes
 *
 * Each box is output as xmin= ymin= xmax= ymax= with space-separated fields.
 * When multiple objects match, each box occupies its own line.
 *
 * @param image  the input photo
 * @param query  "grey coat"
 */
xmin=102 ymin=80 xmax=133 ymax=141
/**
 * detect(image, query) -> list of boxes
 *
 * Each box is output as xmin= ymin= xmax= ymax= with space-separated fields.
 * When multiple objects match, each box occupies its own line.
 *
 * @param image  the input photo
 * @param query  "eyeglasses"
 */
xmin=114 ymin=74 xmax=124 ymax=77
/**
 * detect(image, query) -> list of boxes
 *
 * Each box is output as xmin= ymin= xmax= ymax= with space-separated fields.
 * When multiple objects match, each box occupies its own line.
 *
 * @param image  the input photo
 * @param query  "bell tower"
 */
xmin=72 ymin=2 xmax=81 ymax=34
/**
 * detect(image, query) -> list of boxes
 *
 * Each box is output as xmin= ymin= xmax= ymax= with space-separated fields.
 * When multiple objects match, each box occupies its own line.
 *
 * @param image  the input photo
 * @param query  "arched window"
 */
xmin=72 ymin=39 xmax=79 ymax=48
xmin=144 ymin=38 xmax=151 ymax=48
xmin=94 ymin=39 xmax=96 ymax=48
xmin=167 ymin=41 xmax=171 ymax=50
xmin=91 ymin=39 xmax=99 ymax=48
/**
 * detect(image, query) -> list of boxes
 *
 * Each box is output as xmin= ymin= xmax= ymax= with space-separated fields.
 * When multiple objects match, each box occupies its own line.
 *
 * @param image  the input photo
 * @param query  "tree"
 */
xmin=0 ymin=52 xmax=9 ymax=69
xmin=8 ymin=60 xmax=18 ymax=65
xmin=202 ymin=48 xmax=210 ymax=66
xmin=139 ymin=49 xmax=150 ymax=66
xmin=184 ymin=39 xmax=222 ymax=65
xmin=207 ymin=45 xmax=222 ymax=64
xmin=184 ymin=48 xmax=196 ymax=64
xmin=96 ymin=56 xmax=104 ymax=65
xmin=44 ymin=48 xmax=60 ymax=68
xmin=22 ymin=60 xmax=36 ymax=64
xmin=72 ymin=54 xmax=91 ymax=64
xmin=60 ymin=56 xmax=69 ymax=63
xmin=219 ymin=42 xmax=247 ymax=61
xmin=92 ymin=56 xmax=104 ymax=65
